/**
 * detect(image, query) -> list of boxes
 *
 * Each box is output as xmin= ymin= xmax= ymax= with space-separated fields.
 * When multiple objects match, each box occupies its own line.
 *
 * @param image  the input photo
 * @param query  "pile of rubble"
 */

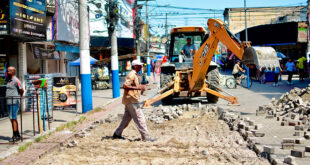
xmin=256 ymin=85 xmax=310 ymax=126
xmin=144 ymin=103 xmax=219 ymax=124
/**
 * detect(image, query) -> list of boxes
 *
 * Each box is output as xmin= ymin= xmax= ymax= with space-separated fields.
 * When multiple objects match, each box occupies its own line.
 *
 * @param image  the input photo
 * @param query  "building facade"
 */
xmin=224 ymin=6 xmax=307 ymax=34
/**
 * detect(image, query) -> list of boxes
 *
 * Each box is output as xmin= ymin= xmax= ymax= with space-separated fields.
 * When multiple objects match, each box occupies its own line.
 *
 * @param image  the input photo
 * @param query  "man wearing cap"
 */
xmin=113 ymin=60 xmax=156 ymax=142
xmin=6 ymin=66 xmax=24 ymax=142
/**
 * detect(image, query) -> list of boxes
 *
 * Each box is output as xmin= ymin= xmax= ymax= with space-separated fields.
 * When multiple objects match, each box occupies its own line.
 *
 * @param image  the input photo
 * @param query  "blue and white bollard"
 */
xmin=147 ymin=55 xmax=151 ymax=76
xmin=111 ymin=55 xmax=120 ymax=98
xmin=246 ymin=66 xmax=250 ymax=89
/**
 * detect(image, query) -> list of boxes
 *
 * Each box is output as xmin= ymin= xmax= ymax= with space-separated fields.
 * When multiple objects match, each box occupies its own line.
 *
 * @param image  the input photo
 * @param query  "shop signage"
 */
xmin=53 ymin=77 xmax=77 ymax=110
xmin=56 ymin=0 xmax=79 ymax=43
xmin=88 ymin=0 xmax=134 ymax=38
xmin=0 ymin=2 xmax=9 ymax=35
xmin=10 ymin=0 xmax=46 ymax=39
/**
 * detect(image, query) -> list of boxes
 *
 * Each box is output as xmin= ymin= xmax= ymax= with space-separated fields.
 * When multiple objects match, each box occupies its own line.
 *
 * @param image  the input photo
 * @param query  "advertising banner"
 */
xmin=0 ymin=1 xmax=9 ymax=35
xmin=53 ymin=77 xmax=77 ymax=110
xmin=10 ymin=0 xmax=46 ymax=39
xmin=88 ymin=0 xmax=134 ymax=38
xmin=56 ymin=0 xmax=79 ymax=43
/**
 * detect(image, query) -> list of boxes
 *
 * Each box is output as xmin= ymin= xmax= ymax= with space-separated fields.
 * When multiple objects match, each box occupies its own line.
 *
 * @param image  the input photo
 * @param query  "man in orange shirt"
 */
xmin=113 ymin=60 xmax=156 ymax=142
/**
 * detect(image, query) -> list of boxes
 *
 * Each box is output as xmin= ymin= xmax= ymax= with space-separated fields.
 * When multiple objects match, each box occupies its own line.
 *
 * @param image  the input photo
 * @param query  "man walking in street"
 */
xmin=113 ymin=60 xmax=156 ymax=142
xmin=283 ymin=58 xmax=295 ymax=85
xmin=6 ymin=66 xmax=24 ymax=142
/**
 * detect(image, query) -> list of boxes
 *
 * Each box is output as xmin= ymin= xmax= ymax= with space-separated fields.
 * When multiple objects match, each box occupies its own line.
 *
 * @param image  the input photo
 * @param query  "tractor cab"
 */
xmin=169 ymin=27 xmax=206 ymax=64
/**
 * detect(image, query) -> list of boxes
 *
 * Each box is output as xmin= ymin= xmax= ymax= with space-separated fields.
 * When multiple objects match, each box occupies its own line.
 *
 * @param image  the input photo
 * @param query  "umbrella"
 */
xmin=69 ymin=56 xmax=98 ymax=66
xmin=276 ymin=52 xmax=286 ymax=59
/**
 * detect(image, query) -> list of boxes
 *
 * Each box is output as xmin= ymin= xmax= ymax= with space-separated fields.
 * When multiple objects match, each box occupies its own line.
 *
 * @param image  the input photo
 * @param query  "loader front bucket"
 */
xmin=242 ymin=47 xmax=280 ymax=71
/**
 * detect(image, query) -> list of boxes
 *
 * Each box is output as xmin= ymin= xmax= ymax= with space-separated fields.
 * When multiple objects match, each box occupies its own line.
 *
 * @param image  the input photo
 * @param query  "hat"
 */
xmin=132 ymin=60 xmax=144 ymax=66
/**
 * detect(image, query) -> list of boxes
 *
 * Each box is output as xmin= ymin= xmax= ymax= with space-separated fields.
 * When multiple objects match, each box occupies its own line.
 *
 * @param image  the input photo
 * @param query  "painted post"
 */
xmin=246 ymin=66 xmax=250 ymax=89
xmin=111 ymin=26 xmax=120 ymax=98
xmin=109 ymin=0 xmax=120 ymax=98
xmin=79 ymin=0 xmax=93 ymax=113
xmin=147 ymin=54 xmax=151 ymax=76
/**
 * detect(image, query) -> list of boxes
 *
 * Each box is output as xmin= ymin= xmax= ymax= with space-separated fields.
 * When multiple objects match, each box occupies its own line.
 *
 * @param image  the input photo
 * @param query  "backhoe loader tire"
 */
xmin=160 ymin=73 xmax=174 ymax=104
xmin=207 ymin=68 xmax=220 ymax=103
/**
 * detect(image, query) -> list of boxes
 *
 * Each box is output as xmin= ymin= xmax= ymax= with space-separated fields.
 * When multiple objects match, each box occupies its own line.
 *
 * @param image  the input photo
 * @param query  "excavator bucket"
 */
xmin=242 ymin=47 xmax=280 ymax=71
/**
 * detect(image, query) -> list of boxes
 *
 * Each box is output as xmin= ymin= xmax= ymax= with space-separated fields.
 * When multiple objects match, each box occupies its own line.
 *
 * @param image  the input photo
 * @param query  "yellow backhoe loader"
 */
xmin=143 ymin=19 xmax=280 ymax=108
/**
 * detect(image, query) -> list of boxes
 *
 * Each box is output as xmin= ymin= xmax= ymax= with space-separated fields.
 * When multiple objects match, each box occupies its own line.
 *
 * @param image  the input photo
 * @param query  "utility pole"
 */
xmin=244 ymin=0 xmax=248 ymax=41
xmin=165 ymin=13 xmax=168 ymax=55
xmin=146 ymin=0 xmax=151 ymax=76
xmin=79 ymin=0 xmax=93 ymax=113
xmin=134 ymin=0 xmax=141 ymax=62
xmin=106 ymin=0 xmax=120 ymax=98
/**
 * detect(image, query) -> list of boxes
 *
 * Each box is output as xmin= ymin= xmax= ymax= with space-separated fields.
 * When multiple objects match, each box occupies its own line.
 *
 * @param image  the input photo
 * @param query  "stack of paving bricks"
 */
xmin=256 ymin=85 xmax=310 ymax=132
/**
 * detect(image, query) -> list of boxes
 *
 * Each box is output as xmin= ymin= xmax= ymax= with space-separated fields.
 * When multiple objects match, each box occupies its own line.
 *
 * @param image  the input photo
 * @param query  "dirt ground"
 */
xmin=33 ymin=111 xmax=268 ymax=165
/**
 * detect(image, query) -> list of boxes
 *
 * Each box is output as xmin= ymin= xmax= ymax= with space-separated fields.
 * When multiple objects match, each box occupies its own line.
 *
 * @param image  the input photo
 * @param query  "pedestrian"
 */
xmin=6 ymin=66 xmax=24 ymax=142
xmin=297 ymin=54 xmax=307 ymax=81
xmin=283 ymin=58 xmax=295 ymax=85
xmin=113 ymin=60 xmax=156 ymax=142
xmin=273 ymin=66 xmax=281 ymax=87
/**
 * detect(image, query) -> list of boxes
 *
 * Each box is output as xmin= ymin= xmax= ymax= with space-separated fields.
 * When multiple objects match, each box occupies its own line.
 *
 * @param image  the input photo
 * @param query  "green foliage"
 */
xmin=35 ymin=136 xmax=42 ymax=142
xmin=18 ymin=142 xmax=32 ymax=152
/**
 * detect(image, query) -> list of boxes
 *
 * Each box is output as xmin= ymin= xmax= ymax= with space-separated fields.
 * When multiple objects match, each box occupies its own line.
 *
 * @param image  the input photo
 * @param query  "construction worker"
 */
xmin=113 ymin=60 xmax=156 ymax=142
xmin=6 ymin=66 xmax=24 ymax=142
xmin=181 ymin=38 xmax=197 ymax=58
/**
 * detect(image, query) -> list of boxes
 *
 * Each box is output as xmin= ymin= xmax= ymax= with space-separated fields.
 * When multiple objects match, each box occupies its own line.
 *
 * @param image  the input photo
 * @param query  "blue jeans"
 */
xmin=7 ymin=104 xmax=20 ymax=119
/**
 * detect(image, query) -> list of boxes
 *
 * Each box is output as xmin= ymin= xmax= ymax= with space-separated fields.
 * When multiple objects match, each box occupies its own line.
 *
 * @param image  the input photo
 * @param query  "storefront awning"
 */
xmin=55 ymin=42 xmax=80 ymax=53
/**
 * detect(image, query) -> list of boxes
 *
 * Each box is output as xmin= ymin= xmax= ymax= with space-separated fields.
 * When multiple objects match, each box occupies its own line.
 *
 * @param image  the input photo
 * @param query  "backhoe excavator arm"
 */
xmin=188 ymin=19 xmax=250 ymax=91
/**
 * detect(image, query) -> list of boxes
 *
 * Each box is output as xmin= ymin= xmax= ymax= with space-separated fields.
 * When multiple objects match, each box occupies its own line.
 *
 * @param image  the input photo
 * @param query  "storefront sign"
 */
xmin=53 ymin=77 xmax=77 ymax=110
xmin=88 ymin=0 xmax=134 ymax=38
xmin=56 ymin=0 xmax=79 ymax=43
xmin=10 ymin=0 xmax=46 ymax=39
xmin=0 ymin=2 xmax=9 ymax=35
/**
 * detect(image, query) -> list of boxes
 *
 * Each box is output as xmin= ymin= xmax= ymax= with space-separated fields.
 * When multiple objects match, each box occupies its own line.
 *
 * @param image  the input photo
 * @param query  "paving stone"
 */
xmin=295 ymin=138 xmax=304 ymax=144
xmin=288 ymin=121 xmax=298 ymax=126
xmin=246 ymin=131 xmax=253 ymax=137
xmin=282 ymin=138 xmax=295 ymax=143
xmin=248 ymin=120 xmax=255 ymax=126
xmin=284 ymin=156 xmax=296 ymax=164
xmin=252 ymin=130 xmax=265 ymax=137
xmin=295 ymin=125 xmax=304 ymax=131
xmin=281 ymin=121 xmax=288 ymax=126
xmin=294 ymin=131 xmax=302 ymax=136
xmin=282 ymin=143 xmax=294 ymax=150
xmin=254 ymin=124 xmax=262 ymax=130
xmin=263 ymin=146 xmax=275 ymax=154
xmin=245 ymin=126 xmax=254 ymax=131
xmin=291 ymin=149 xmax=305 ymax=158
